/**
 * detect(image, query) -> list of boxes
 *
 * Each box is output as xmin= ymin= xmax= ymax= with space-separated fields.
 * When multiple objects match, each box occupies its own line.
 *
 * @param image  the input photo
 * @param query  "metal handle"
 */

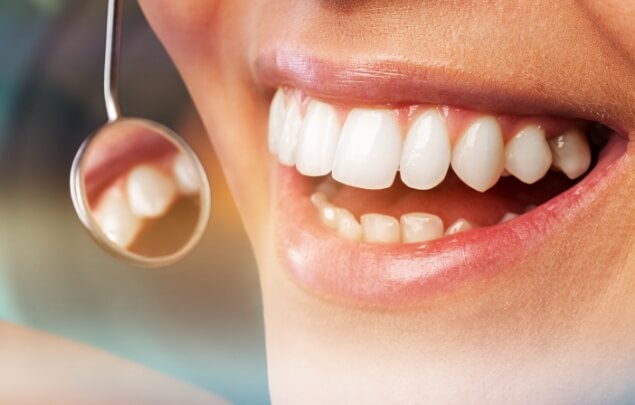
xmin=104 ymin=0 xmax=123 ymax=122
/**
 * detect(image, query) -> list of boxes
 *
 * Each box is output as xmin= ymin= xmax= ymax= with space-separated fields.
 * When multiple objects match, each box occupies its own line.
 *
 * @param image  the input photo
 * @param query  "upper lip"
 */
xmin=254 ymin=48 xmax=633 ymax=138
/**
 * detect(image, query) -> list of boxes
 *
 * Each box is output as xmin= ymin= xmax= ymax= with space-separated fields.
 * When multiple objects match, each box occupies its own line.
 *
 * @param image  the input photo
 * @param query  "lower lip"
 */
xmin=273 ymin=136 xmax=627 ymax=307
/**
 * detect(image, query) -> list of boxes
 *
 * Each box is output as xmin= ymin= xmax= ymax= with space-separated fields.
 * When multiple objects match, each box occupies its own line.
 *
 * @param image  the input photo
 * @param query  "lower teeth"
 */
xmin=310 ymin=191 xmax=529 ymax=244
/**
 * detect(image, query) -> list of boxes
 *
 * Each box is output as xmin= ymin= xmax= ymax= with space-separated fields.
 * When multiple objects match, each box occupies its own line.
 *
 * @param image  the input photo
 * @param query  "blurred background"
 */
xmin=0 ymin=1 xmax=268 ymax=404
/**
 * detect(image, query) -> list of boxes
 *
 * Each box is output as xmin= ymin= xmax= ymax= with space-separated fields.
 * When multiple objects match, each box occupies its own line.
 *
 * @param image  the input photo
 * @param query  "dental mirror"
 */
xmin=70 ymin=0 xmax=211 ymax=267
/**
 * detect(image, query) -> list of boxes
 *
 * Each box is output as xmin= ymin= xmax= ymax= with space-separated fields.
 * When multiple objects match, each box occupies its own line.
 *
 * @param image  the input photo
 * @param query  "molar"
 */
xmin=548 ymin=129 xmax=591 ymax=179
xmin=445 ymin=218 xmax=476 ymax=235
xmin=504 ymin=125 xmax=552 ymax=184
xmin=268 ymin=88 xmax=286 ymax=154
xmin=277 ymin=95 xmax=302 ymax=166
xmin=400 ymin=213 xmax=444 ymax=243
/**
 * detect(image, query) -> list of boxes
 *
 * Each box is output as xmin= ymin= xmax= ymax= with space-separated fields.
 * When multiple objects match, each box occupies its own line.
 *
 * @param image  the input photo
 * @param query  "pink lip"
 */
xmin=274 ymin=136 xmax=627 ymax=307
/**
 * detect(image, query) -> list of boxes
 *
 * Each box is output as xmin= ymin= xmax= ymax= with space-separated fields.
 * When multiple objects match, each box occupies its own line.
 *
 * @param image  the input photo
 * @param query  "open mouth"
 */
xmin=256 ymin=54 xmax=630 ymax=306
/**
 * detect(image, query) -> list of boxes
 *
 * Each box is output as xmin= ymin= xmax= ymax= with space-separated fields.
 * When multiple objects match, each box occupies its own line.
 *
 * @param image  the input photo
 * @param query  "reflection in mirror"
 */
xmin=71 ymin=118 xmax=211 ymax=266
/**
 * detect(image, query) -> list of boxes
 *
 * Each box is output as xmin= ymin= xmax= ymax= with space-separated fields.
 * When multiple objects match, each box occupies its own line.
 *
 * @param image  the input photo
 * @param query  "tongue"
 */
xmin=326 ymin=171 xmax=577 ymax=227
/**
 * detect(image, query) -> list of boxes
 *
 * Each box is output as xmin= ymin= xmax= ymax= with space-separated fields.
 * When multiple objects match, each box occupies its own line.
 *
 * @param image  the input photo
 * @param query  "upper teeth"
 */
xmin=268 ymin=88 xmax=592 ymax=192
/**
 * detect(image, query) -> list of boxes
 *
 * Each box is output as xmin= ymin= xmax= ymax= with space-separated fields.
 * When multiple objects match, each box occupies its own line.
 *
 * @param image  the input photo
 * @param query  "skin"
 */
xmin=137 ymin=1 xmax=635 ymax=403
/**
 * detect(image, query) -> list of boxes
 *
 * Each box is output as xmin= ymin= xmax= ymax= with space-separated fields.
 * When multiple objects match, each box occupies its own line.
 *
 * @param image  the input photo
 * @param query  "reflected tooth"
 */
xmin=500 ymin=212 xmax=518 ymax=223
xmin=548 ymin=129 xmax=591 ymax=179
xmin=451 ymin=117 xmax=505 ymax=192
xmin=445 ymin=218 xmax=476 ymax=235
xmin=361 ymin=214 xmax=400 ymax=243
xmin=319 ymin=203 xmax=340 ymax=230
xmin=296 ymin=100 xmax=341 ymax=176
xmin=268 ymin=88 xmax=286 ymax=154
xmin=400 ymin=110 xmax=451 ymax=190
xmin=94 ymin=187 xmax=143 ymax=249
xmin=400 ymin=213 xmax=444 ymax=243
xmin=126 ymin=165 xmax=178 ymax=218
xmin=505 ymin=125 xmax=552 ymax=184
xmin=336 ymin=208 xmax=363 ymax=242
xmin=277 ymin=95 xmax=303 ymax=166
xmin=332 ymin=109 xmax=401 ymax=190
xmin=172 ymin=153 xmax=200 ymax=196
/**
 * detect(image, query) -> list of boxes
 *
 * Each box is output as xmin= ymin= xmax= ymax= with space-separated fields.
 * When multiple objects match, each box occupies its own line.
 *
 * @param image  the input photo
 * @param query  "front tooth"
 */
xmin=126 ymin=165 xmax=178 ymax=218
xmin=548 ymin=129 xmax=591 ymax=179
xmin=335 ymin=208 xmax=362 ymax=242
xmin=332 ymin=109 xmax=401 ymax=190
xmin=504 ymin=125 xmax=552 ymax=184
xmin=277 ymin=95 xmax=303 ymax=166
xmin=94 ymin=187 xmax=143 ymax=249
xmin=296 ymin=100 xmax=341 ymax=176
xmin=451 ymin=117 xmax=505 ymax=192
xmin=445 ymin=218 xmax=475 ymax=235
xmin=400 ymin=110 xmax=451 ymax=190
xmin=268 ymin=88 xmax=286 ymax=154
xmin=172 ymin=153 xmax=200 ymax=196
xmin=361 ymin=213 xmax=400 ymax=243
xmin=400 ymin=213 xmax=444 ymax=243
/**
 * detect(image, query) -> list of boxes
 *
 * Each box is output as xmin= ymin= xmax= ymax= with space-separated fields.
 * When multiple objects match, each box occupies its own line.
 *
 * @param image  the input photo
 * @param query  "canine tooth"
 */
xmin=296 ymin=100 xmax=341 ymax=176
xmin=445 ymin=218 xmax=475 ymax=235
xmin=126 ymin=165 xmax=178 ymax=218
xmin=361 ymin=214 xmax=400 ymax=243
xmin=268 ymin=88 xmax=286 ymax=154
xmin=400 ymin=110 xmax=451 ymax=190
xmin=505 ymin=125 xmax=552 ymax=184
xmin=94 ymin=187 xmax=142 ymax=249
xmin=500 ymin=212 xmax=518 ymax=223
xmin=277 ymin=95 xmax=303 ymax=166
xmin=172 ymin=153 xmax=200 ymax=196
xmin=548 ymin=129 xmax=591 ymax=179
xmin=336 ymin=208 xmax=363 ymax=242
xmin=451 ymin=117 xmax=505 ymax=192
xmin=319 ymin=203 xmax=340 ymax=230
xmin=400 ymin=213 xmax=444 ymax=243
xmin=332 ymin=109 xmax=401 ymax=190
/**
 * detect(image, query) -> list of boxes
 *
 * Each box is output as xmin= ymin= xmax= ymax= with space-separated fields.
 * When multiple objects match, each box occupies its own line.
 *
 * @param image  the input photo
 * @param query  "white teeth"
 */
xmin=268 ymin=88 xmax=286 ymax=154
xmin=126 ymin=165 xmax=178 ymax=218
xmin=500 ymin=212 xmax=518 ymax=223
xmin=361 ymin=213 xmax=401 ymax=243
xmin=172 ymin=153 xmax=200 ymax=196
xmin=296 ymin=100 xmax=341 ymax=176
xmin=400 ymin=213 xmax=444 ymax=243
xmin=319 ymin=203 xmax=341 ymax=230
xmin=94 ymin=187 xmax=143 ymax=249
xmin=400 ymin=110 xmax=451 ymax=190
xmin=451 ymin=117 xmax=505 ymax=192
xmin=335 ymin=208 xmax=363 ymax=241
xmin=332 ymin=109 xmax=402 ymax=190
xmin=548 ymin=129 xmax=591 ymax=179
xmin=277 ymin=95 xmax=303 ymax=166
xmin=504 ymin=125 xmax=552 ymax=184
xmin=445 ymin=218 xmax=475 ymax=235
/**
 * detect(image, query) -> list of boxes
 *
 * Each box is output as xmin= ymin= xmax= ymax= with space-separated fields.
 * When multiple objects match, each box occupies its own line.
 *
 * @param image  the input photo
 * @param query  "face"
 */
xmin=138 ymin=1 xmax=635 ymax=402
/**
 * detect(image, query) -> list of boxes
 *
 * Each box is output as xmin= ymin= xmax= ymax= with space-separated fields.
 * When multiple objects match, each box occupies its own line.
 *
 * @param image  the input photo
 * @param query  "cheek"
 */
xmin=579 ymin=0 xmax=635 ymax=63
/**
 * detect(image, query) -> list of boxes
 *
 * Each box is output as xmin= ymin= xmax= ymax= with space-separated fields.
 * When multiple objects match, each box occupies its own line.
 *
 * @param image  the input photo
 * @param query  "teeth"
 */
xmin=332 ymin=109 xmax=401 ymax=190
xmin=451 ymin=117 xmax=505 ymax=192
xmin=126 ymin=165 xmax=178 ymax=218
xmin=400 ymin=213 xmax=444 ymax=243
xmin=400 ymin=110 xmax=451 ymax=190
xmin=500 ymin=212 xmax=519 ymax=223
xmin=504 ymin=125 xmax=552 ymax=184
xmin=296 ymin=100 xmax=341 ymax=176
xmin=268 ymin=88 xmax=286 ymax=154
xmin=445 ymin=218 xmax=475 ymax=235
xmin=94 ymin=187 xmax=143 ymax=249
xmin=548 ymin=129 xmax=591 ymax=179
xmin=319 ymin=203 xmax=341 ymax=230
xmin=361 ymin=214 xmax=401 ymax=243
xmin=277 ymin=95 xmax=303 ymax=166
xmin=335 ymin=208 xmax=363 ymax=241
xmin=172 ymin=153 xmax=200 ymax=196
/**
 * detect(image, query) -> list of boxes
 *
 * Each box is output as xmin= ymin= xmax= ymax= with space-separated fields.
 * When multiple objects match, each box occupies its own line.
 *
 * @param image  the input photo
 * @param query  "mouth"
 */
xmin=256 ymin=53 xmax=630 ymax=307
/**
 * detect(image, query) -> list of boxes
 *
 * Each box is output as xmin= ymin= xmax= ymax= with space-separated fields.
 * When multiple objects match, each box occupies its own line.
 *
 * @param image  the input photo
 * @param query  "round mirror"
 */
xmin=71 ymin=118 xmax=211 ymax=267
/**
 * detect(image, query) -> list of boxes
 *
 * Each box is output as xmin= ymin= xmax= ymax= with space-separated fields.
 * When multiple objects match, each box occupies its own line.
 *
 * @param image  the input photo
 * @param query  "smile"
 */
xmin=257 ymin=52 xmax=630 ymax=306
